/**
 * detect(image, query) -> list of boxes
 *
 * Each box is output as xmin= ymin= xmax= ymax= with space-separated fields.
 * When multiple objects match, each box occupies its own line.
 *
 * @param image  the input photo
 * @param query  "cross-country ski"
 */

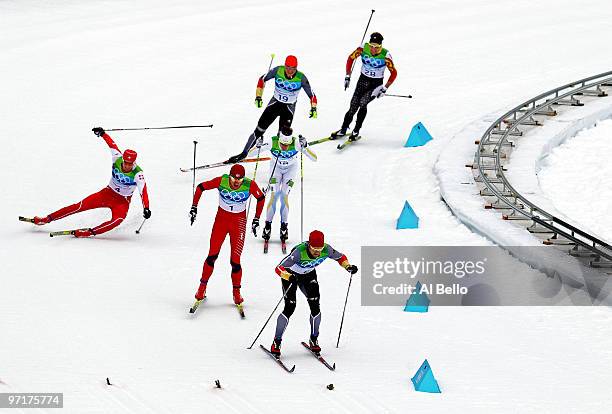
xmin=301 ymin=341 xmax=336 ymax=371
xmin=179 ymin=157 xmax=270 ymax=173
xmin=337 ymin=135 xmax=363 ymax=150
xmin=259 ymin=345 xmax=295 ymax=373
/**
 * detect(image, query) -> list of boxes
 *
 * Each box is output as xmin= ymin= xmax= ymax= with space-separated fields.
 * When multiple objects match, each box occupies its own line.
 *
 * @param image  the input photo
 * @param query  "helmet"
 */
xmin=279 ymin=126 xmax=293 ymax=146
xmin=285 ymin=55 xmax=298 ymax=68
xmin=308 ymin=230 xmax=325 ymax=249
xmin=123 ymin=149 xmax=137 ymax=163
xmin=229 ymin=164 xmax=245 ymax=179
xmin=369 ymin=32 xmax=384 ymax=45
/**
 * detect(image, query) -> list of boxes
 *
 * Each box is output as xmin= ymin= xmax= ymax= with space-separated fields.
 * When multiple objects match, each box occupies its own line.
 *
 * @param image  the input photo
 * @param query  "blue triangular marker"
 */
xmin=396 ymin=201 xmax=419 ymax=229
xmin=404 ymin=281 xmax=430 ymax=312
xmin=405 ymin=122 xmax=433 ymax=147
xmin=411 ymin=359 xmax=441 ymax=393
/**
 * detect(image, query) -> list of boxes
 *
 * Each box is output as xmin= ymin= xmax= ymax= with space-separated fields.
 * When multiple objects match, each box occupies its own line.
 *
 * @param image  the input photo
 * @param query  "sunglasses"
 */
xmin=370 ymin=43 xmax=382 ymax=48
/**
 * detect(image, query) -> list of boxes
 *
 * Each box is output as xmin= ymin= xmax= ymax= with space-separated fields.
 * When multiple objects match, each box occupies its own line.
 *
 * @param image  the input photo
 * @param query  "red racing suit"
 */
xmin=192 ymin=175 xmax=265 ymax=300
xmin=46 ymin=133 xmax=149 ymax=236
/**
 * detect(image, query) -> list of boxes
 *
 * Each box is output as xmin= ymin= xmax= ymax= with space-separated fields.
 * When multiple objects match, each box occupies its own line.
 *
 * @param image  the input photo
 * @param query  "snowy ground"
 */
xmin=3 ymin=0 xmax=612 ymax=413
xmin=539 ymin=118 xmax=612 ymax=242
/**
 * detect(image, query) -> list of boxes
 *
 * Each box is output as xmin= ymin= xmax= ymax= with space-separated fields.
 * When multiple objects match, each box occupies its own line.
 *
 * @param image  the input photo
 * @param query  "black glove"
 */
xmin=287 ymin=273 xmax=298 ymax=284
xmin=92 ymin=127 xmax=105 ymax=137
xmin=252 ymin=217 xmax=260 ymax=236
xmin=344 ymin=75 xmax=351 ymax=90
xmin=143 ymin=208 xmax=151 ymax=219
xmin=346 ymin=264 xmax=358 ymax=274
xmin=189 ymin=206 xmax=197 ymax=225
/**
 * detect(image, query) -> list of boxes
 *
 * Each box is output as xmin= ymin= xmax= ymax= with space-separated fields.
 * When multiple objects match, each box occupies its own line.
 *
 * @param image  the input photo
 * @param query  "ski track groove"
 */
xmin=211 ymin=386 xmax=262 ymax=414
xmin=104 ymin=381 xmax=162 ymax=414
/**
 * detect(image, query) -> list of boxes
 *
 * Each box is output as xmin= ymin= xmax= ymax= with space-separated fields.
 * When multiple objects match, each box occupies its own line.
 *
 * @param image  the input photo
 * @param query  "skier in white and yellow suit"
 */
xmin=254 ymin=125 xmax=316 ymax=243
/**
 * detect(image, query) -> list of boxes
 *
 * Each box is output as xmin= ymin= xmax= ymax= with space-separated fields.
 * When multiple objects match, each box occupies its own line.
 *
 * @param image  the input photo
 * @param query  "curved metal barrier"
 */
xmin=472 ymin=70 xmax=612 ymax=269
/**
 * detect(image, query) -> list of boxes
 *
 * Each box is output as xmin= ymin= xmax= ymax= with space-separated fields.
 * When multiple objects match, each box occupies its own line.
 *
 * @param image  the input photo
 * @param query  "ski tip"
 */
xmin=288 ymin=365 xmax=296 ymax=373
xmin=332 ymin=363 xmax=336 ymax=370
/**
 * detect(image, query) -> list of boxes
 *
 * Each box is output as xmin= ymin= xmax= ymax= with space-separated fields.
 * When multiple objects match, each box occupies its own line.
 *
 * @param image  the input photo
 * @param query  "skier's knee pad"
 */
xmin=205 ymin=254 xmax=219 ymax=267
xmin=231 ymin=261 xmax=242 ymax=274
xmin=283 ymin=300 xmax=296 ymax=317
xmin=307 ymin=296 xmax=320 ymax=315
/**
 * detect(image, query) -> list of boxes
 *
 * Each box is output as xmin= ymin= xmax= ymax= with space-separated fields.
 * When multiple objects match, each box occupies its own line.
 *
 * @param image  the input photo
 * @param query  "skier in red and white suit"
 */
xmin=189 ymin=164 xmax=265 ymax=304
xmin=33 ymin=127 xmax=151 ymax=237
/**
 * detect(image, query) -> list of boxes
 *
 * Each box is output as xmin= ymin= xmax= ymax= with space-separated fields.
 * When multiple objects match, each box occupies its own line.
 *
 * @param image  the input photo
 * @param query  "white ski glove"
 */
xmin=371 ymin=85 xmax=387 ymax=99
xmin=255 ymin=137 xmax=264 ymax=148
xmin=298 ymin=135 xmax=308 ymax=148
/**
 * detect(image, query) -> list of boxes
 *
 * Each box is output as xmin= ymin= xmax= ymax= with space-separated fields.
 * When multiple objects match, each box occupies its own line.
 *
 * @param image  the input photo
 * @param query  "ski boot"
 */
xmin=232 ymin=286 xmax=244 ymax=305
xmin=74 ymin=228 xmax=94 ymax=238
xmin=280 ymin=222 xmax=288 ymax=242
xmin=308 ymin=336 xmax=321 ymax=354
xmin=330 ymin=128 xmax=347 ymax=140
xmin=226 ymin=151 xmax=247 ymax=164
xmin=270 ymin=339 xmax=282 ymax=357
xmin=348 ymin=131 xmax=360 ymax=142
xmin=262 ymin=221 xmax=272 ymax=241
xmin=33 ymin=216 xmax=51 ymax=225
xmin=195 ymin=281 xmax=207 ymax=301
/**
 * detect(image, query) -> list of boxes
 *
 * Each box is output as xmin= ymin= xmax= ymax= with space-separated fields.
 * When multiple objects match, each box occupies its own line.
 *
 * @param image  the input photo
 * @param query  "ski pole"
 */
xmin=245 ymin=145 xmax=262 ymax=219
xmin=267 ymin=53 xmax=276 ymax=72
xmin=263 ymin=155 xmax=280 ymax=195
xmin=135 ymin=219 xmax=146 ymax=234
xmin=385 ymin=93 xmax=413 ymax=99
xmin=349 ymin=9 xmax=376 ymax=76
xmin=336 ymin=274 xmax=354 ymax=348
xmin=105 ymin=124 xmax=213 ymax=132
xmin=192 ymin=140 xmax=198 ymax=197
xmin=254 ymin=53 xmax=275 ymax=106
xmin=300 ymin=150 xmax=304 ymax=241
xmin=247 ymin=282 xmax=293 ymax=349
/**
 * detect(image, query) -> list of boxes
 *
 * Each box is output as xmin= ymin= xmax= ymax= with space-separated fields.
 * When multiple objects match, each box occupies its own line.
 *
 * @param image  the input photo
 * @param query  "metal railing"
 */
xmin=473 ymin=70 xmax=612 ymax=267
